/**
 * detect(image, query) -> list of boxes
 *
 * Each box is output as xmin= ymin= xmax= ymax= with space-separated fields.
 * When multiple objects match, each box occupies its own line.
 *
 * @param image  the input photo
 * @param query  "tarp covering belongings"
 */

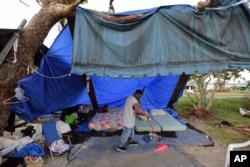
xmin=10 ymin=26 xmax=90 ymax=122
xmin=72 ymin=0 xmax=250 ymax=78
xmin=10 ymin=25 xmax=187 ymax=122
xmin=10 ymin=0 xmax=250 ymax=122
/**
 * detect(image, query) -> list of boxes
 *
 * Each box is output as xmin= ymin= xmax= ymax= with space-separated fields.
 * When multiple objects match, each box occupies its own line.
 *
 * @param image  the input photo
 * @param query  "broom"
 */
xmin=141 ymin=106 xmax=168 ymax=152
xmin=147 ymin=117 xmax=168 ymax=152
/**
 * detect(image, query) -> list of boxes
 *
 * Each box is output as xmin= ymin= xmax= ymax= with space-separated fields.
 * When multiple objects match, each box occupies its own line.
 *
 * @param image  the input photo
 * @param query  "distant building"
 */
xmin=186 ymin=81 xmax=196 ymax=92
xmin=186 ymin=80 xmax=248 ymax=91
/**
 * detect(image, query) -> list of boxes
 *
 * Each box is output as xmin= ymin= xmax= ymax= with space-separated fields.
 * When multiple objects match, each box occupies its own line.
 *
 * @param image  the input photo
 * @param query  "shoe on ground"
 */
xmin=129 ymin=141 xmax=138 ymax=146
xmin=116 ymin=146 xmax=127 ymax=152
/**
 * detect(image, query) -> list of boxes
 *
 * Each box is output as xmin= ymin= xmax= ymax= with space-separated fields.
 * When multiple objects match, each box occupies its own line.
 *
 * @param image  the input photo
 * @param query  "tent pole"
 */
xmin=67 ymin=17 xmax=99 ymax=110
xmin=167 ymin=73 xmax=190 ymax=108
xmin=82 ymin=74 xmax=99 ymax=110
xmin=66 ymin=16 xmax=75 ymax=39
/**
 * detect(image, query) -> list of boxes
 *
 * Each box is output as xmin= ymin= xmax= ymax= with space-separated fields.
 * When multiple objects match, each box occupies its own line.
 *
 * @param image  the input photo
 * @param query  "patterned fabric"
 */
xmin=88 ymin=109 xmax=123 ymax=131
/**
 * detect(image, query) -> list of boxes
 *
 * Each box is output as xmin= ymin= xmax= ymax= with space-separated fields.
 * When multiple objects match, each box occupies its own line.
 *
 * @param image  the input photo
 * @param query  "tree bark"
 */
xmin=0 ymin=0 xmax=82 ymax=134
xmin=205 ymin=73 xmax=221 ymax=111
xmin=196 ymin=0 xmax=219 ymax=10
xmin=0 ymin=0 xmax=145 ymax=134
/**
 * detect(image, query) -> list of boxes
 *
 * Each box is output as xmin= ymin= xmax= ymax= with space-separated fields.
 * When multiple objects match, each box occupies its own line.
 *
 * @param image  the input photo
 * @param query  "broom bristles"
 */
xmin=154 ymin=143 xmax=168 ymax=152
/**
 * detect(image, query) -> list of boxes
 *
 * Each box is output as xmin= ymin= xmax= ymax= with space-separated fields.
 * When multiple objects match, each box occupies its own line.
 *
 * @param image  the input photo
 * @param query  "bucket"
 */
xmin=64 ymin=114 xmax=77 ymax=124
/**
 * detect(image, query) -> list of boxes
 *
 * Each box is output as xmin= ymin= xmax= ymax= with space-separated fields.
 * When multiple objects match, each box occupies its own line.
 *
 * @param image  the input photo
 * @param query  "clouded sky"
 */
xmin=0 ymin=0 xmax=200 ymax=28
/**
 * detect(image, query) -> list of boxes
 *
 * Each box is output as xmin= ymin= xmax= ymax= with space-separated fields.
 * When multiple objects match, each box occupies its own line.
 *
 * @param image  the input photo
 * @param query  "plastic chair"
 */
xmin=42 ymin=121 xmax=80 ymax=166
xmin=225 ymin=140 xmax=250 ymax=167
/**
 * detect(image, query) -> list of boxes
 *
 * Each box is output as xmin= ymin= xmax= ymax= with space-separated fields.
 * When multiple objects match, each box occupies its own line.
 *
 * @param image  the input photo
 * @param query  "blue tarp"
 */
xmin=11 ymin=25 xmax=185 ymax=122
xmin=10 ymin=26 xmax=90 ymax=122
xmin=72 ymin=0 xmax=250 ymax=78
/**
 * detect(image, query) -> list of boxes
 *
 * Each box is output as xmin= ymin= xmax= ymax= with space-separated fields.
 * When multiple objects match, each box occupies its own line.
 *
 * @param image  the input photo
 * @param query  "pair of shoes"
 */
xmin=129 ymin=141 xmax=138 ymax=146
xmin=116 ymin=146 xmax=127 ymax=152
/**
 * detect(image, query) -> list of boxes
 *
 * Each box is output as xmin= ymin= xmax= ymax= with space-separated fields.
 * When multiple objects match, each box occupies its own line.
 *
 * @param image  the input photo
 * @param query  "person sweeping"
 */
xmin=116 ymin=89 xmax=149 ymax=152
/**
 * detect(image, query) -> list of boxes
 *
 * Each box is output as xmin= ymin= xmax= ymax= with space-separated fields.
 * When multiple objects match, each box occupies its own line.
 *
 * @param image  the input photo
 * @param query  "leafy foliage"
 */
xmin=174 ymin=95 xmax=250 ymax=145
xmin=186 ymin=69 xmax=244 ymax=116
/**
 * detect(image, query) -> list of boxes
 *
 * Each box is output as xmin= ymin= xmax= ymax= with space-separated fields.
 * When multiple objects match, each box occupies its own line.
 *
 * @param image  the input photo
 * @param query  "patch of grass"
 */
xmin=174 ymin=96 xmax=250 ymax=145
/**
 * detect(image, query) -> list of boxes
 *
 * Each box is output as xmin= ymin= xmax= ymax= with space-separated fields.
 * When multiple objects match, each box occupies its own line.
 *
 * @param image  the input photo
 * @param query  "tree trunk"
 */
xmin=205 ymin=73 xmax=221 ymax=111
xmin=0 ymin=0 xmax=82 ymax=135
xmin=196 ymin=0 xmax=219 ymax=10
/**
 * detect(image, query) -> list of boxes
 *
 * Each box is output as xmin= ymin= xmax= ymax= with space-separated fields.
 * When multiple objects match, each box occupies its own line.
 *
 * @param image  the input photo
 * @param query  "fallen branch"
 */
xmin=190 ymin=108 xmax=211 ymax=119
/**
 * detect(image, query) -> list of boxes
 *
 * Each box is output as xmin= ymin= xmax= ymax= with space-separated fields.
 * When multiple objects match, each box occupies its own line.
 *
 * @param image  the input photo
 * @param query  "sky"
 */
xmin=83 ymin=0 xmax=200 ymax=12
xmin=0 ymin=0 xmax=200 ymax=28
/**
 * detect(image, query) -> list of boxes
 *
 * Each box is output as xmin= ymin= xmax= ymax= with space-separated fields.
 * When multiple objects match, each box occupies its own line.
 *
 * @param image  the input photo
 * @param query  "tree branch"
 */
xmin=196 ymin=0 xmax=219 ymax=10
xmin=88 ymin=9 xmax=145 ymax=23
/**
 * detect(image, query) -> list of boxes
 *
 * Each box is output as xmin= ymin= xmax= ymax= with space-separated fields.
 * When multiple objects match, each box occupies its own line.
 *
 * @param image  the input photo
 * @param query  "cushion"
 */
xmin=135 ymin=118 xmax=161 ymax=132
xmin=153 ymin=114 xmax=186 ymax=131
xmin=150 ymin=109 xmax=167 ymax=116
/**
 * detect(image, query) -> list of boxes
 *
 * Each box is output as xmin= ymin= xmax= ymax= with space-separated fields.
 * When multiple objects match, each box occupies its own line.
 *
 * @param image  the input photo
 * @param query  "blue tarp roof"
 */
xmin=11 ymin=25 xmax=186 ymax=122
xmin=72 ymin=0 xmax=250 ymax=78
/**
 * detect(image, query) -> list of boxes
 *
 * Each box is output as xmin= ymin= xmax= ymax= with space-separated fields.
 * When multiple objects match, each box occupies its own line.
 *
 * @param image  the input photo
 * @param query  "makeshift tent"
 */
xmin=10 ymin=25 xmax=188 ymax=122
xmin=10 ymin=0 xmax=250 ymax=123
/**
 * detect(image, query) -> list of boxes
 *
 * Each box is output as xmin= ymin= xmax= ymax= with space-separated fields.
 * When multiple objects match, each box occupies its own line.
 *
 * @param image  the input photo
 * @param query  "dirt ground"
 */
xmin=181 ymin=117 xmax=228 ymax=167
xmin=41 ymin=117 xmax=229 ymax=167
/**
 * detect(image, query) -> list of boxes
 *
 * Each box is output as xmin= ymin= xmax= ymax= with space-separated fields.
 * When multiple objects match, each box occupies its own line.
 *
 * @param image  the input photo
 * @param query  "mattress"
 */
xmin=135 ymin=118 xmax=161 ymax=132
xmin=88 ymin=109 xmax=123 ymax=131
xmin=135 ymin=109 xmax=187 ymax=132
xmin=153 ymin=114 xmax=186 ymax=131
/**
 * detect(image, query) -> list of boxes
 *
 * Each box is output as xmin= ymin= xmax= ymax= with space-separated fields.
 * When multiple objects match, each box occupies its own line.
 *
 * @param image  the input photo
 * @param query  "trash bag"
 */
xmin=21 ymin=126 xmax=36 ymax=138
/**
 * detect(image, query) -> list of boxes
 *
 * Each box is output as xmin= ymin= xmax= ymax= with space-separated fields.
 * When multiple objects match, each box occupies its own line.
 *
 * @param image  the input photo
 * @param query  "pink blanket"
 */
xmin=88 ymin=109 xmax=123 ymax=131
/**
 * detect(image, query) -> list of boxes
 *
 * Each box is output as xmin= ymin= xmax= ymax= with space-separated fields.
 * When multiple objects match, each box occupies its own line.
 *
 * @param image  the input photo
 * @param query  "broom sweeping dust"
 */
xmin=141 ymin=106 xmax=168 ymax=152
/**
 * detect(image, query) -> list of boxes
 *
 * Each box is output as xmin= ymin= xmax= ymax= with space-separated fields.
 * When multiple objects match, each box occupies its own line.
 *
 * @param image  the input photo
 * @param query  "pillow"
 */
xmin=108 ymin=108 xmax=120 ymax=113
xmin=150 ymin=109 xmax=166 ymax=116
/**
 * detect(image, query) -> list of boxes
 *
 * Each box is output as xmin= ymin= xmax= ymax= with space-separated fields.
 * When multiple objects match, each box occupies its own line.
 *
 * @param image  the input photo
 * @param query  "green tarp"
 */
xmin=72 ymin=0 xmax=250 ymax=78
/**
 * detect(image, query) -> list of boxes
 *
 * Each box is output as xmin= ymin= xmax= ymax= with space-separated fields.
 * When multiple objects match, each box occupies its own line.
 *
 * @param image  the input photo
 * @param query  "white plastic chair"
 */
xmin=225 ymin=140 xmax=250 ymax=167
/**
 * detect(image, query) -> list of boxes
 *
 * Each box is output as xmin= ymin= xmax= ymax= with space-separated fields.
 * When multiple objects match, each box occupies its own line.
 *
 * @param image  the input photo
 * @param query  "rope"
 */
xmin=28 ymin=65 xmax=71 ymax=79
xmin=2 ymin=59 xmax=71 ymax=105
xmin=5 ymin=58 xmax=71 ymax=78
xmin=2 ymin=96 xmax=29 ymax=105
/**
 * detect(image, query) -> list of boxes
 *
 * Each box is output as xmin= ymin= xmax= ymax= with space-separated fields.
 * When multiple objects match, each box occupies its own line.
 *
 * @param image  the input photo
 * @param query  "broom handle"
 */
xmin=140 ymin=105 xmax=158 ymax=140
xmin=147 ymin=118 xmax=161 ymax=144
xmin=147 ymin=118 xmax=156 ymax=134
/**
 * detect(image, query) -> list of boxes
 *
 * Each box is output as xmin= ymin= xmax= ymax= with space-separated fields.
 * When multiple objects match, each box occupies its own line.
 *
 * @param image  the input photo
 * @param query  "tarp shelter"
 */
xmin=10 ymin=25 xmax=188 ymax=122
xmin=10 ymin=0 xmax=250 ymax=123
